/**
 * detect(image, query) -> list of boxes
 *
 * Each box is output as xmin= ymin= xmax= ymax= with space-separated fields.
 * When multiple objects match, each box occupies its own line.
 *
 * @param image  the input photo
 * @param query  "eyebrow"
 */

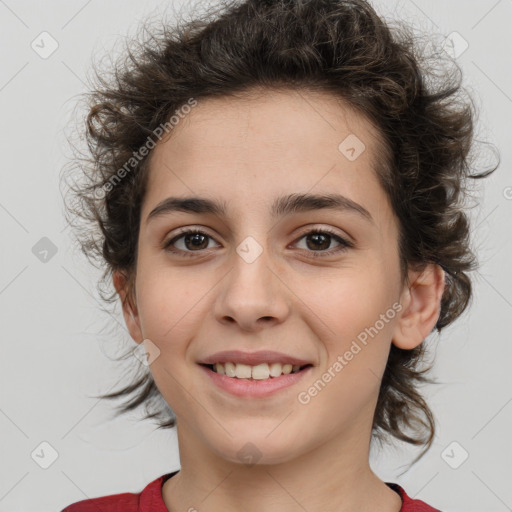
xmin=146 ymin=192 xmax=373 ymax=224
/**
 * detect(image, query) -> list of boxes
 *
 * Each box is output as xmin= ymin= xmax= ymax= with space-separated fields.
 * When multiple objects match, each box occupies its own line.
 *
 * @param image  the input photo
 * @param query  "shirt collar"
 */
xmin=139 ymin=472 xmax=437 ymax=512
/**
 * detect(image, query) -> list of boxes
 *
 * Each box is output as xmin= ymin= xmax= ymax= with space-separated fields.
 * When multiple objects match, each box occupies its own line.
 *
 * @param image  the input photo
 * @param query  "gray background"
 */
xmin=0 ymin=0 xmax=511 ymax=511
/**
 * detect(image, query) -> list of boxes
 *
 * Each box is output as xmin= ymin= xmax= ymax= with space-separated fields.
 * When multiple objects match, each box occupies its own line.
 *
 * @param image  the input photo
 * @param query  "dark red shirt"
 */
xmin=61 ymin=471 xmax=440 ymax=511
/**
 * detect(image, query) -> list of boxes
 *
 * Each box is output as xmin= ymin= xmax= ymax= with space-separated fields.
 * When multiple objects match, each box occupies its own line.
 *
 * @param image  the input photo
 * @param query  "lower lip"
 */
xmin=199 ymin=364 xmax=313 ymax=398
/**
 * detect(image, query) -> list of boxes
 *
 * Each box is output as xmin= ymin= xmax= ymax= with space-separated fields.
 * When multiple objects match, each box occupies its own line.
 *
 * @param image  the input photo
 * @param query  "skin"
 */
xmin=114 ymin=88 xmax=445 ymax=512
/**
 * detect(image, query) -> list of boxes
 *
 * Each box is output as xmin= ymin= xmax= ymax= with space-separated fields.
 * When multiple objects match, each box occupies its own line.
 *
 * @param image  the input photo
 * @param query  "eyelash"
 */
xmin=163 ymin=227 xmax=353 ymax=259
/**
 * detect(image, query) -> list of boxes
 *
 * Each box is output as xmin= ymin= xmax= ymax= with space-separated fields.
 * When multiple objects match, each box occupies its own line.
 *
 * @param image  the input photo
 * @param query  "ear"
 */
xmin=113 ymin=270 xmax=144 ymax=344
xmin=392 ymin=264 xmax=445 ymax=350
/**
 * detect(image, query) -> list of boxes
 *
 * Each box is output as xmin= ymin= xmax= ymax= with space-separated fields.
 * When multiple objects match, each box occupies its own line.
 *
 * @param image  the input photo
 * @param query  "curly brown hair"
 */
xmin=63 ymin=0 xmax=497 ymax=462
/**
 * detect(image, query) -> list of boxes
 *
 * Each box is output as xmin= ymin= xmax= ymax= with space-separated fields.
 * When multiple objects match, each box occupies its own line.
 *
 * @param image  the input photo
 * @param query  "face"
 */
xmin=117 ymin=89 xmax=435 ymax=466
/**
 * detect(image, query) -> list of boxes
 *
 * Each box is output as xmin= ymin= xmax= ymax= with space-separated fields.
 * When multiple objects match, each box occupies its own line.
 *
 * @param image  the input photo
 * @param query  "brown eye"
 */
xmin=293 ymin=229 xmax=353 ymax=257
xmin=163 ymin=227 xmax=353 ymax=259
xmin=181 ymin=232 xmax=210 ymax=250
xmin=305 ymin=232 xmax=332 ymax=250
xmin=164 ymin=229 xmax=219 ymax=255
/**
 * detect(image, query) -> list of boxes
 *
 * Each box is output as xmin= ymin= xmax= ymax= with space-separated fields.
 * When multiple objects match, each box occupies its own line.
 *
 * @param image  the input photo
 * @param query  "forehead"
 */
xmin=153 ymin=88 xmax=386 ymax=168
xmin=142 ymin=88 xmax=392 ymax=225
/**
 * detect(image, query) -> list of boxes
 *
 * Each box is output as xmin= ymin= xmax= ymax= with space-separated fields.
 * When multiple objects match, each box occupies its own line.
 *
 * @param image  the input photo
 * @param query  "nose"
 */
xmin=213 ymin=244 xmax=291 ymax=332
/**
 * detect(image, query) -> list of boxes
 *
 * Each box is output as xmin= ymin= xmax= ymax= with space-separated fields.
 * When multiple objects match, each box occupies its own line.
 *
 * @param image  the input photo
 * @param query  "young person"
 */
xmin=61 ymin=0 xmax=496 ymax=510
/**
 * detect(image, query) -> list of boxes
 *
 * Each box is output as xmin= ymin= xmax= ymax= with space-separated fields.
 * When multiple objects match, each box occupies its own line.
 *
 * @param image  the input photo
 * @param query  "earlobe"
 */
xmin=392 ymin=264 xmax=445 ymax=350
xmin=113 ymin=270 xmax=144 ymax=344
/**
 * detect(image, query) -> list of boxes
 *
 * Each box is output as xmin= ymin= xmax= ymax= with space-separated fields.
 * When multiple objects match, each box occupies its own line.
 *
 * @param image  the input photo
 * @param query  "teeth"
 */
xmin=235 ymin=363 xmax=252 ymax=379
xmin=224 ymin=362 xmax=236 ymax=377
xmin=252 ymin=363 xmax=270 ymax=380
xmin=210 ymin=362 xmax=304 ymax=379
xmin=269 ymin=362 xmax=284 ymax=377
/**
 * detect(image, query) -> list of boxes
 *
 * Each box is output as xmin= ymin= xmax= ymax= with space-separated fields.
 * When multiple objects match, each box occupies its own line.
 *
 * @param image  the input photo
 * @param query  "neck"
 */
xmin=162 ymin=421 xmax=402 ymax=512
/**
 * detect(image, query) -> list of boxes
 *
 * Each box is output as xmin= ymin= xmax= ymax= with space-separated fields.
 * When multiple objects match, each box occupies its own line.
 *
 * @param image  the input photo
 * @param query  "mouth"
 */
xmin=199 ymin=362 xmax=314 ymax=380
xmin=198 ymin=360 xmax=314 ymax=398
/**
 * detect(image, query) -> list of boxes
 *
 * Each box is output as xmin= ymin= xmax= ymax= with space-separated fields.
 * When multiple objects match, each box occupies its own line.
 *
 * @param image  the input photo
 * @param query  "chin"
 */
xmin=208 ymin=429 xmax=307 ymax=466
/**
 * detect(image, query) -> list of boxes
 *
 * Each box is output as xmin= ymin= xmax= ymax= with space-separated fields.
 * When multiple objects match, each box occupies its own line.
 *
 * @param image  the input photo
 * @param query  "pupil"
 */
xmin=186 ymin=233 xmax=208 ymax=250
xmin=307 ymin=233 xmax=330 ymax=250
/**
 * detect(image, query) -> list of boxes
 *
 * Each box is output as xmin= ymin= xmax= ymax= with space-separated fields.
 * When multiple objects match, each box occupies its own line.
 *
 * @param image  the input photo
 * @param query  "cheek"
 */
xmin=296 ymin=280 xmax=398 ymax=435
xmin=313 ymin=262 xmax=401 ymax=386
xmin=134 ymin=261 xmax=207 ymax=347
xmin=319 ymin=263 xmax=399 ymax=334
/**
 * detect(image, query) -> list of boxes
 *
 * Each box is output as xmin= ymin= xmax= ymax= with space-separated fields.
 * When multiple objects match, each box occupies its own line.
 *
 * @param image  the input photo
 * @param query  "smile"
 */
xmin=199 ymin=362 xmax=313 ymax=398
xmin=203 ymin=361 xmax=311 ymax=379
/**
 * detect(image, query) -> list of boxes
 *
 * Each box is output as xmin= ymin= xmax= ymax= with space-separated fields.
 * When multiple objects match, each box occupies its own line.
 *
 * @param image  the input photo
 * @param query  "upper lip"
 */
xmin=198 ymin=350 xmax=313 ymax=367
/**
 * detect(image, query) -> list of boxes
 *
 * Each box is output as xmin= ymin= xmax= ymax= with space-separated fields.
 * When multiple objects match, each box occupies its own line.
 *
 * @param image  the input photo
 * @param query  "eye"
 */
xmin=163 ymin=229 xmax=220 ymax=256
xmin=292 ymin=228 xmax=353 ymax=258
xmin=163 ymin=227 xmax=353 ymax=258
